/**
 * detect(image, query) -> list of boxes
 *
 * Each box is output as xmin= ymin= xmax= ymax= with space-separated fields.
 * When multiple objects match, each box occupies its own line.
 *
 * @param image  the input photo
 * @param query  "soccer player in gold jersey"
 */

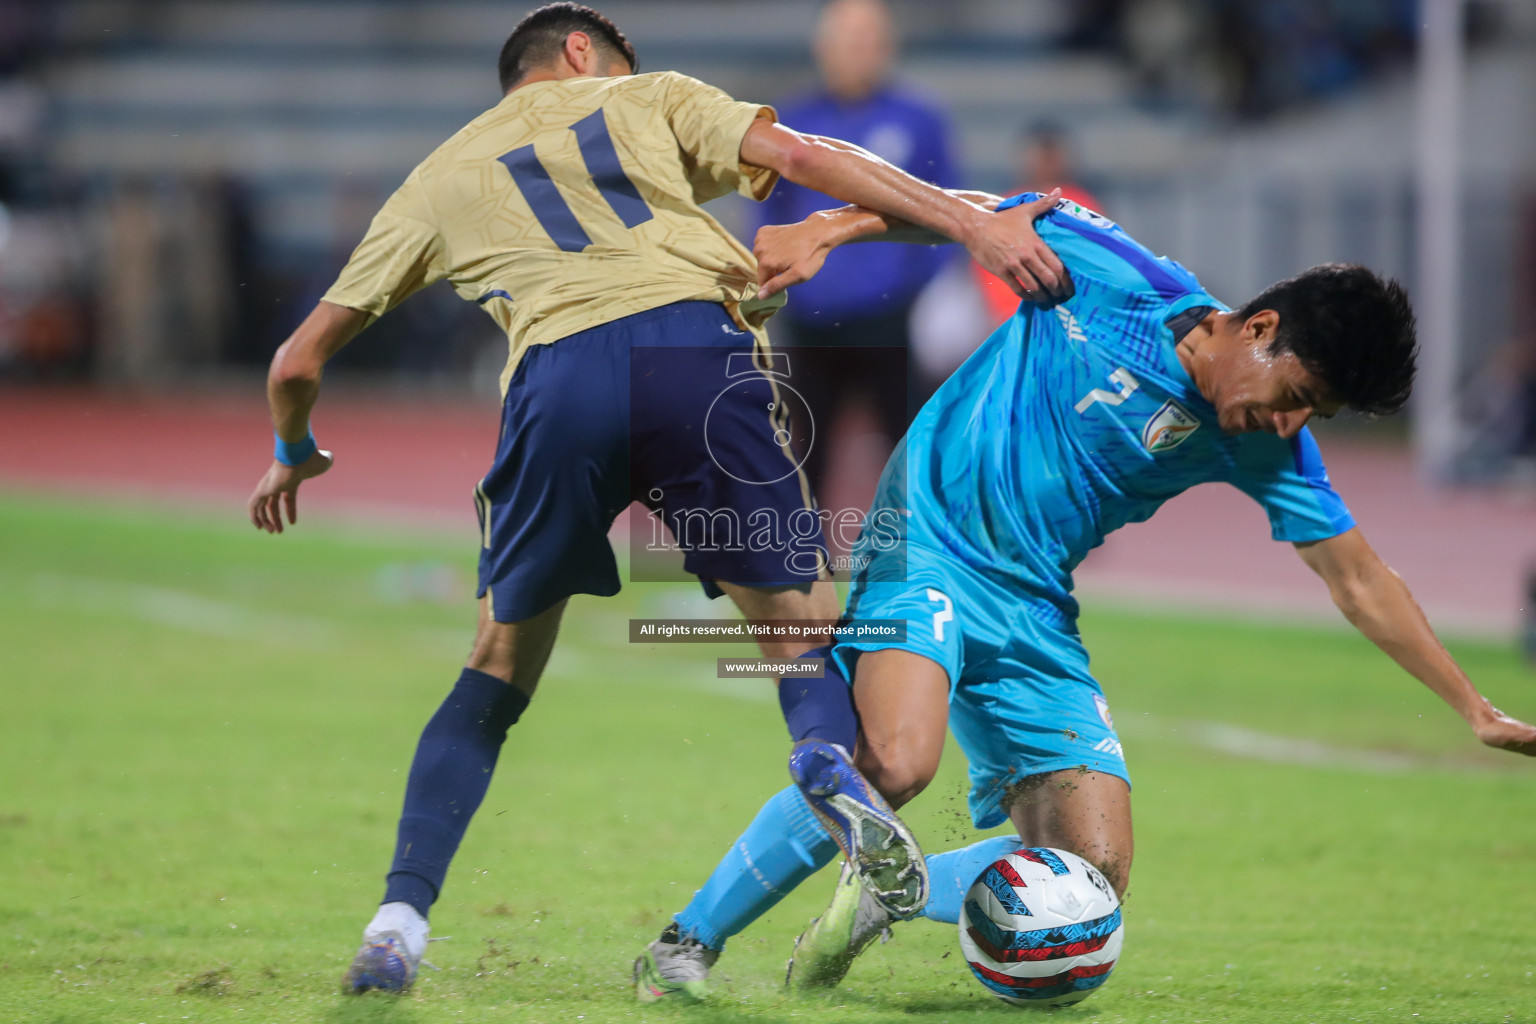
xmin=244 ymin=2 xmax=1069 ymax=993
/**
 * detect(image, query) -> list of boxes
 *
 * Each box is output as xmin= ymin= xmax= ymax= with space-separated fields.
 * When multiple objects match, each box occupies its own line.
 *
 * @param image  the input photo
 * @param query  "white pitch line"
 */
xmin=1178 ymin=720 xmax=1421 ymax=773
xmin=26 ymin=572 xmax=342 ymax=650
xmin=15 ymin=572 xmax=774 ymax=700
xmin=546 ymin=640 xmax=777 ymax=704
xmin=1074 ymin=572 xmax=1512 ymax=641
xmin=1121 ymin=714 xmax=1519 ymax=776
xmin=17 ymin=573 xmax=1509 ymax=770
xmin=20 ymin=572 xmax=453 ymax=660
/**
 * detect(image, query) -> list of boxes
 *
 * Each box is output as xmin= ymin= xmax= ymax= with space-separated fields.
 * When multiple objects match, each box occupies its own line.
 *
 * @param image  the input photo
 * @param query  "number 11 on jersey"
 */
xmin=498 ymin=108 xmax=655 ymax=253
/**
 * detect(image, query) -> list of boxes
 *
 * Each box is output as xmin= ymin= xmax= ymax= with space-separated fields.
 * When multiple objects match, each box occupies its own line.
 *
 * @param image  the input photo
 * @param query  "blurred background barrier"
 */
xmin=2 ymin=0 xmax=1535 ymax=638
xmin=1 ymin=0 xmax=1531 ymax=479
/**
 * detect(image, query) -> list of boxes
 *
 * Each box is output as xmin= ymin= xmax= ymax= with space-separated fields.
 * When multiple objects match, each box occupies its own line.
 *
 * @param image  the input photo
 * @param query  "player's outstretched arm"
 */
xmin=739 ymin=120 xmax=1068 ymax=300
xmin=754 ymin=190 xmax=1064 ymax=302
xmin=247 ymin=301 xmax=370 ymax=534
xmin=1296 ymin=527 xmax=1536 ymax=756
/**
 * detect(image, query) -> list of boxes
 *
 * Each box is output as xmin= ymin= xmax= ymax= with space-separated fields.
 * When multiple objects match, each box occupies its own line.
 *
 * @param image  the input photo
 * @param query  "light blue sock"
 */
xmin=673 ymin=786 xmax=839 ymax=950
xmin=920 ymin=835 xmax=1022 ymax=925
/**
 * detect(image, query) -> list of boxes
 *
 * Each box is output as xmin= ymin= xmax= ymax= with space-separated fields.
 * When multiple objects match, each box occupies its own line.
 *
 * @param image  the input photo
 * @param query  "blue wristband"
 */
xmin=274 ymin=428 xmax=318 ymax=467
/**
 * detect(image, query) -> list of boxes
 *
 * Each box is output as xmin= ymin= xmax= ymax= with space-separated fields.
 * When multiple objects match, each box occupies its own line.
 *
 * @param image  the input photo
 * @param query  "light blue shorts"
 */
xmin=831 ymin=546 xmax=1128 ymax=830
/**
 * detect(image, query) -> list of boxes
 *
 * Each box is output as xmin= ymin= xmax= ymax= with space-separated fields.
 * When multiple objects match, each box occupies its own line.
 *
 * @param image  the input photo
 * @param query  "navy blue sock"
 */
xmin=778 ymin=645 xmax=858 ymax=751
xmin=383 ymin=668 xmax=529 ymax=917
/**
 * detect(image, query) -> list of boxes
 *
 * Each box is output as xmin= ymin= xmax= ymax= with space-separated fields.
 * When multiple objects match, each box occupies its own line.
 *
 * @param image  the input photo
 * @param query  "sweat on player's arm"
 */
xmin=1295 ymin=527 xmax=1536 ymax=755
xmin=737 ymin=120 xmax=1070 ymax=301
xmin=751 ymin=189 xmax=1072 ymax=303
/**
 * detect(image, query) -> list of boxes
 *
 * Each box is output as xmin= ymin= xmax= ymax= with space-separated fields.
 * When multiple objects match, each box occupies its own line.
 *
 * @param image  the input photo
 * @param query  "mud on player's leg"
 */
xmin=1003 ymin=768 xmax=1134 ymax=899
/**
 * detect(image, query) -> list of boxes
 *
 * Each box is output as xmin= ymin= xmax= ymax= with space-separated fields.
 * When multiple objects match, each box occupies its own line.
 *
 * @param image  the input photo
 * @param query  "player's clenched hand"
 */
xmin=755 ymin=218 xmax=837 ymax=299
xmin=966 ymin=189 xmax=1074 ymax=304
xmin=1472 ymin=708 xmax=1536 ymax=756
xmin=247 ymin=449 xmax=334 ymax=535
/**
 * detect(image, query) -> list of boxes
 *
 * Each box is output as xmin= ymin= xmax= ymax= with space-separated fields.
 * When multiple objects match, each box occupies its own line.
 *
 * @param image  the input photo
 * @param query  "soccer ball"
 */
xmin=957 ymin=846 xmax=1124 ymax=1007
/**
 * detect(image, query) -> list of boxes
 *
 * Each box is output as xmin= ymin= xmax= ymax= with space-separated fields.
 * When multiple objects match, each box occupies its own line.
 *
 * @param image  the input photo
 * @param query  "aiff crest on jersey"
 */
xmin=1140 ymin=399 xmax=1199 ymax=452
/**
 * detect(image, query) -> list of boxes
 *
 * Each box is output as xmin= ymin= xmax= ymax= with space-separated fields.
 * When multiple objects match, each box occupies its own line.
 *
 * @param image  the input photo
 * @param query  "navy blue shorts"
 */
xmin=474 ymin=301 xmax=825 ymax=623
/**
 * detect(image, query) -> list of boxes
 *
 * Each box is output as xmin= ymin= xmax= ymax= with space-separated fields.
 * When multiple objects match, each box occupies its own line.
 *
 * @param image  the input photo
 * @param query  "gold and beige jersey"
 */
xmin=323 ymin=70 xmax=784 ymax=396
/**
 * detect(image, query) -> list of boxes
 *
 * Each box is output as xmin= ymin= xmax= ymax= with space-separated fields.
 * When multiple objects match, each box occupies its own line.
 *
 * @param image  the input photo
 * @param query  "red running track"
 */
xmin=4 ymin=384 xmax=1533 ymax=637
xmin=0 ymin=383 xmax=498 ymax=534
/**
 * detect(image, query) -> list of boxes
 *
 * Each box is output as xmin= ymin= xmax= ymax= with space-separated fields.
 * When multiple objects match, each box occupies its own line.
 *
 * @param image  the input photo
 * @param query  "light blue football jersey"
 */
xmin=855 ymin=192 xmax=1354 ymax=626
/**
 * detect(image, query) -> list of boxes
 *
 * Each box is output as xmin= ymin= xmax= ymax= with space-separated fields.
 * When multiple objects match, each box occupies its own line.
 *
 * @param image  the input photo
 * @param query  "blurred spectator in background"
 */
xmin=1509 ymin=187 xmax=1536 ymax=462
xmin=1061 ymin=0 xmax=1128 ymax=52
xmin=0 ymin=0 xmax=45 ymax=79
xmin=1226 ymin=0 xmax=1418 ymax=118
xmin=1465 ymin=187 xmax=1536 ymax=477
xmin=973 ymin=120 xmax=1102 ymax=326
xmin=758 ymin=0 xmax=957 ymax=501
xmin=0 ymin=0 xmax=86 ymax=378
xmin=93 ymin=175 xmax=244 ymax=380
xmin=1061 ymin=0 xmax=1418 ymax=120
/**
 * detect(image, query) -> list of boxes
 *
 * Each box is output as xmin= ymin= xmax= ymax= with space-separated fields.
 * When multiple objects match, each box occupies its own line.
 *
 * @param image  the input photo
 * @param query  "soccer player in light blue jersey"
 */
xmin=633 ymin=191 xmax=1536 ymax=1000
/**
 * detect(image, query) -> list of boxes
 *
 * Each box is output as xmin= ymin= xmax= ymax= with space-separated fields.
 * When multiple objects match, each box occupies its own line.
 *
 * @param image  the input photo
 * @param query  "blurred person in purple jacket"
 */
xmin=757 ymin=0 xmax=957 ymax=497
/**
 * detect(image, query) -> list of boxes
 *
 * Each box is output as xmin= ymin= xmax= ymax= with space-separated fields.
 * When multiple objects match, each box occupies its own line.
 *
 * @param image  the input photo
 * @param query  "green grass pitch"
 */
xmin=2 ymin=493 xmax=1533 ymax=1023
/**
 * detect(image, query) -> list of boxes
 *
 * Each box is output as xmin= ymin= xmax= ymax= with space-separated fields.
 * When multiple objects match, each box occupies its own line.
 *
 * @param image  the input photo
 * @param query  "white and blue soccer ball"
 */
xmin=957 ymin=846 xmax=1124 ymax=1008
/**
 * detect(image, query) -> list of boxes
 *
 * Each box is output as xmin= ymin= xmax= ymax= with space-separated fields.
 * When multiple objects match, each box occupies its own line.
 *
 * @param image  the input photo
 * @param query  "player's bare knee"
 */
xmin=1070 ymin=848 xmax=1131 ymax=900
xmin=1008 ymin=826 xmax=1130 ymax=899
xmin=1003 ymin=771 xmax=1133 ymax=899
xmin=854 ymin=743 xmax=936 ymax=809
xmin=724 ymin=580 xmax=840 ymax=659
xmin=465 ymin=628 xmax=516 ymax=684
xmin=759 ymin=638 xmax=818 ymax=660
xmin=465 ymin=599 xmax=565 ymax=694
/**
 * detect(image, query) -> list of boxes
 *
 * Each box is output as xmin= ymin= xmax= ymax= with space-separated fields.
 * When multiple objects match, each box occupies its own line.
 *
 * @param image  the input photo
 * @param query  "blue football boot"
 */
xmin=344 ymin=934 xmax=417 ymax=992
xmin=788 ymin=739 xmax=928 ymax=918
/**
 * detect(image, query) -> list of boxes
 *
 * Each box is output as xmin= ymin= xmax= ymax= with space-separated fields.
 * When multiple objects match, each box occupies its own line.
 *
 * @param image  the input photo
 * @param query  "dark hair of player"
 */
xmin=498 ymin=3 xmax=638 ymax=92
xmin=1238 ymin=263 xmax=1418 ymax=417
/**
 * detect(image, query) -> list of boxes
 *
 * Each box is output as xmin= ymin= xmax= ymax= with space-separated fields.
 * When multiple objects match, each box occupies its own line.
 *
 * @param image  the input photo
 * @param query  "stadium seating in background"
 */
xmin=15 ymin=0 xmax=1536 ymax=489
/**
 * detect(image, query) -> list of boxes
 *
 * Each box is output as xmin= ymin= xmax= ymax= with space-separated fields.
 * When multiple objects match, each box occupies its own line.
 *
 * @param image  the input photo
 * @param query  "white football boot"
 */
xmin=633 ymin=925 xmax=720 ymax=1003
xmin=344 ymin=901 xmax=431 ymax=993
